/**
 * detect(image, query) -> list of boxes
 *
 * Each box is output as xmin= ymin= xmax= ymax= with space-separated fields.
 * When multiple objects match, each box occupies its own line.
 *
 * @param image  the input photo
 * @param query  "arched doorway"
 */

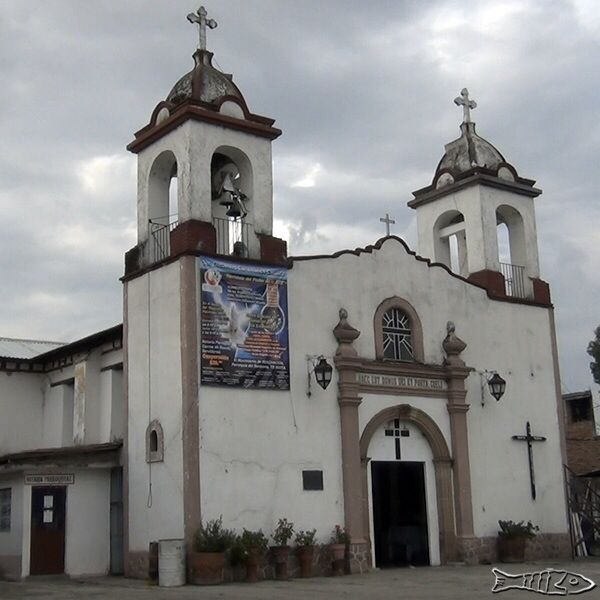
xmin=360 ymin=404 xmax=456 ymax=566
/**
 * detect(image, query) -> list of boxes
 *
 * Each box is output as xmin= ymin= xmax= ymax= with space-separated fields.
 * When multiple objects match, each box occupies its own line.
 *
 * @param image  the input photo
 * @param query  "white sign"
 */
xmin=357 ymin=372 xmax=447 ymax=391
xmin=25 ymin=474 xmax=75 ymax=485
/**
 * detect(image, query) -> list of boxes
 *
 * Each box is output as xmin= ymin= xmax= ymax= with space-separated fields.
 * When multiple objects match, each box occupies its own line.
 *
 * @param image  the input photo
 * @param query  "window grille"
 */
xmin=0 ymin=488 xmax=11 ymax=532
xmin=382 ymin=308 xmax=414 ymax=361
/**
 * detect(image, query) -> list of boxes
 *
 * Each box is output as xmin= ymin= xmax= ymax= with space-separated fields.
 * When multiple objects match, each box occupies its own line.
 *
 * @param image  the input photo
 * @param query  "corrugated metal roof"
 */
xmin=0 ymin=337 xmax=65 ymax=359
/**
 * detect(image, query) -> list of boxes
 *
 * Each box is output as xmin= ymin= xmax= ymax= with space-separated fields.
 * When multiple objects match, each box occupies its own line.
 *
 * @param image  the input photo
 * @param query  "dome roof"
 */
xmin=166 ymin=49 xmax=247 ymax=109
xmin=435 ymin=122 xmax=505 ymax=177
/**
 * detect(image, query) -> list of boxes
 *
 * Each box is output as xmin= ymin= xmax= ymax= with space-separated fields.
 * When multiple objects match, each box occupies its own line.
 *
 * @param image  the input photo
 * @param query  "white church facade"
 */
xmin=0 ymin=9 xmax=570 ymax=580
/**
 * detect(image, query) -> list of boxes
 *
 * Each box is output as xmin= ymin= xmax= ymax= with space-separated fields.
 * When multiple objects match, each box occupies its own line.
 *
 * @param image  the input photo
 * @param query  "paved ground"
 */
xmin=2 ymin=559 xmax=600 ymax=599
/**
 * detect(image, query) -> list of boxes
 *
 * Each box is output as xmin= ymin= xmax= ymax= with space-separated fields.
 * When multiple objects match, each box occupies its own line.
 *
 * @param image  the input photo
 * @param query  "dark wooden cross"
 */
xmin=385 ymin=419 xmax=409 ymax=459
xmin=512 ymin=421 xmax=547 ymax=501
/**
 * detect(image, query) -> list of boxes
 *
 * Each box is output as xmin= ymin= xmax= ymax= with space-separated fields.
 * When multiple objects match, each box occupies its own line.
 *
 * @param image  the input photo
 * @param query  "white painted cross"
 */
xmin=187 ymin=6 xmax=217 ymax=51
xmin=454 ymin=88 xmax=477 ymax=123
xmin=380 ymin=213 xmax=395 ymax=236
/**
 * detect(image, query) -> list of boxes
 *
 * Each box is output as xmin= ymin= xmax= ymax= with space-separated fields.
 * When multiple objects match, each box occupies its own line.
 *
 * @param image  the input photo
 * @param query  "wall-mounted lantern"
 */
xmin=306 ymin=355 xmax=333 ymax=397
xmin=480 ymin=370 xmax=507 ymax=405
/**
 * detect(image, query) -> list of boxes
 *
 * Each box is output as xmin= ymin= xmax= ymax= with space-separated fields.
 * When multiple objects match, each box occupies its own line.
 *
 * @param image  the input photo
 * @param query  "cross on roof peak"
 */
xmin=379 ymin=212 xmax=395 ymax=237
xmin=454 ymin=88 xmax=477 ymax=124
xmin=187 ymin=6 xmax=218 ymax=51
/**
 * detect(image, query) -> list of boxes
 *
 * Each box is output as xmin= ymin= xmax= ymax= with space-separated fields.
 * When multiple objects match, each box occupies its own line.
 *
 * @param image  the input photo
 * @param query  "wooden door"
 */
xmin=30 ymin=486 xmax=66 ymax=575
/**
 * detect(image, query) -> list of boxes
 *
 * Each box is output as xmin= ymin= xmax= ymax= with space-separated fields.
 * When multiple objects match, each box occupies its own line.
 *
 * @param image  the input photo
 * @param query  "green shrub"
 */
xmin=193 ymin=516 xmax=236 ymax=552
xmin=498 ymin=520 xmax=539 ymax=539
xmin=272 ymin=518 xmax=295 ymax=546
xmin=295 ymin=529 xmax=317 ymax=547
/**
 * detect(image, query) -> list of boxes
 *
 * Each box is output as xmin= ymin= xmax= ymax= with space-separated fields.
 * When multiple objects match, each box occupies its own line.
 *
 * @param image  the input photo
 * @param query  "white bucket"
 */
xmin=158 ymin=538 xmax=186 ymax=587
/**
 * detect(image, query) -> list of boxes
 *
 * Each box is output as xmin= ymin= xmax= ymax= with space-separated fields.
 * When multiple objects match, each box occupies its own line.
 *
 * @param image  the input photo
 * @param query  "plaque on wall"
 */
xmin=25 ymin=474 xmax=75 ymax=485
xmin=199 ymin=257 xmax=290 ymax=390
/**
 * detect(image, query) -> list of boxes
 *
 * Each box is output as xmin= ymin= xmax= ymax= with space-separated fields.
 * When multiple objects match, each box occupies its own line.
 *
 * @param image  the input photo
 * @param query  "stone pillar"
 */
xmin=442 ymin=322 xmax=475 ymax=557
xmin=333 ymin=309 xmax=371 ymax=572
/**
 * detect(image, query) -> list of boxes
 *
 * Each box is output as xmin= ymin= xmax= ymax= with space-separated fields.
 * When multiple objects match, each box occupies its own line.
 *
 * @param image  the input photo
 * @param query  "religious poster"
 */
xmin=199 ymin=257 xmax=290 ymax=389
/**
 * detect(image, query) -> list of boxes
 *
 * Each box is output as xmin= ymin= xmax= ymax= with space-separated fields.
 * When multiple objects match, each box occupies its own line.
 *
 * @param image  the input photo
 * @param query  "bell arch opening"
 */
xmin=433 ymin=210 xmax=468 ymax=276
xmin=148 ymin=150 xmax=178 ymax=225
xmin=496 ymin=205 xmax=527 ymax=297
xmin=211 ymin=146 xmax=253 ymax=257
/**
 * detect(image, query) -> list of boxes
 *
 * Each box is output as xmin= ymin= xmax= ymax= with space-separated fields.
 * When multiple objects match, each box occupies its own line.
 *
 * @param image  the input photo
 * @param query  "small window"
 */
xmin=382 ymin=308 xmax=414 ymax=361
xmin=302 ymin=470 xmax=324 ymax=491
xmin=0 ymin=488 xmax=11 ymax=532
xmin=146 ymin=420 xmax=164 ymax=463
xmin=570 ymin=398 xmax=592 ymax=423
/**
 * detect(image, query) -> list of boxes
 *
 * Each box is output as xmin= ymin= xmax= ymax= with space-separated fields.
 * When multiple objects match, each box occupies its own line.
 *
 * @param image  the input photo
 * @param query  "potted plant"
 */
xmin=239 ymin=529 xmax=268 ymax=583
xmin=295 ymin=529 xmax=317 ymax=578
xmin=497 ymin=520 xmax=539 ymax=563
xmin=190 ymin=517 xmax=236 ymax=585
xmin=271 ymin=518 xmax=294 ymax=580
xmin=330 ymin=525 xmax=349 ymax=576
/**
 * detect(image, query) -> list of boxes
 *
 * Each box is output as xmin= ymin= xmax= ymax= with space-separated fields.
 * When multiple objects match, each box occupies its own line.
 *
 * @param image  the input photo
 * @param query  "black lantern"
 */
xmin=487 ymin=372 xmax=506 ymax=401
xmin=314 ymin=357 xmax=333 ymax=390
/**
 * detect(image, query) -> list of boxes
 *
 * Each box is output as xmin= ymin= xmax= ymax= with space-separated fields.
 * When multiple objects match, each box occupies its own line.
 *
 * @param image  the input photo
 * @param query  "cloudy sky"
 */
xmin=0 ymin=0 xmax=598 ymax=392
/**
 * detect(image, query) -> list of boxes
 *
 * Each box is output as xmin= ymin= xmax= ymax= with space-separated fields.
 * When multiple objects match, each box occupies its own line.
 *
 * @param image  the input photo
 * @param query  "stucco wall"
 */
xmin=64 ymin=469 xmax=111 ymax=576
xmin=126 ymin=262 xmax=185 ymax=552
xmin=0 ymin=372 xmax=44 ymax=455
xmin=196 ymin=236 xmax=566 ymax=548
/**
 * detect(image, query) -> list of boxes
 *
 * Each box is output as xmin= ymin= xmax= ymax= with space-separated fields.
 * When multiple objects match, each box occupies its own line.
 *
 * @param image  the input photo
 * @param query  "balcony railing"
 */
xmin=213 ymin=217 xmax=250 ymax=257
xmin=149 ymin=217 xmax=250 ymax=262
xmin=149 ymin=217 xmax=178 ymax=262
xmin=500 ymin=262 xmax=527 ymax=299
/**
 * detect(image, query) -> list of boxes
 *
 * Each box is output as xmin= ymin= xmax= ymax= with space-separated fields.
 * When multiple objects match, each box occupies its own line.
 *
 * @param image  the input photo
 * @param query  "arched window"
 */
xmin=374 ymin=297 xmax=424 ymax=362
xmin=382 ymin=308 xmax=414 ymax=361
xmin=146 ymin=420 xmax=164 ymax=463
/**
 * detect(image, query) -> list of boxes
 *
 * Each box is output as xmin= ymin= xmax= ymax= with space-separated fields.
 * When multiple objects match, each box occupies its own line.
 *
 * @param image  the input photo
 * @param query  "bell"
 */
xmin=226 ymin=202 xmax=242 ymax=218
xmin=219 ymin=191 xmax=234 ymax=208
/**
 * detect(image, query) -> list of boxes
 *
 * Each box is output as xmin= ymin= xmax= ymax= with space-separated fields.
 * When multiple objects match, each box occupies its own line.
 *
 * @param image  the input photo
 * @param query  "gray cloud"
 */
xmin=0 ymin=0 xmax=598 ymax=391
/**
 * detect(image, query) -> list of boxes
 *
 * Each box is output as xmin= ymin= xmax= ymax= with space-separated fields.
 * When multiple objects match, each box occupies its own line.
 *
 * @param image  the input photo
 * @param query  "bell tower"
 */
xmin=125 ymin=6 xmax=285 ymax=275
xmin=408 ymin=89 xmax=550 ymax=303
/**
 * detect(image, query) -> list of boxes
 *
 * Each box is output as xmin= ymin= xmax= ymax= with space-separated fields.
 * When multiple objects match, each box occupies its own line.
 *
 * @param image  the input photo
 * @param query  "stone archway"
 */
xmin=359 ymin=404 xmax=457 ymax=564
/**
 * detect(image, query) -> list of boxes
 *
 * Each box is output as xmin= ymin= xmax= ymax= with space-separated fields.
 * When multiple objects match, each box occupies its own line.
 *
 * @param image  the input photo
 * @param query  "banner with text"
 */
xmin=199 ymin=257 xmax=290 ymax=390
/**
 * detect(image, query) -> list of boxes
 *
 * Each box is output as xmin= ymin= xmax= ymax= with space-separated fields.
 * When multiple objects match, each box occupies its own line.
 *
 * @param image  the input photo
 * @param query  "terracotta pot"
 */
xmin=271 ymin=545 xmax=290 ymax=580
xmin=498 ymin=536 xmax=527 ymax=563
xmin=189 ymin=551 xmax=226 ymax=585
xmin=245 ymin=547 xmax=261 ymax=583
xmin=296 ymin=545 xmax=314 ymax=578
xmin=330 ymin=543 xmax=346 ymax=576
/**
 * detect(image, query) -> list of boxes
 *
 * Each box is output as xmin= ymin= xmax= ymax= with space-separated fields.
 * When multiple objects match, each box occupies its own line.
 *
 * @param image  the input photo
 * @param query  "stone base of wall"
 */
xmin=125 ymin=544 xmax=367 ymax=582
xmin=457 ymin=534 xmax=571 ymax=565
xmin=347 ymin=542 xmax=372 ymax=574
xmin=124 ymin=551 xmax=149 ymax=579
xmin=0 ymin=555 xmax=21 ymax=581
xmin=224 ymin=545 xmax=338 ymax=581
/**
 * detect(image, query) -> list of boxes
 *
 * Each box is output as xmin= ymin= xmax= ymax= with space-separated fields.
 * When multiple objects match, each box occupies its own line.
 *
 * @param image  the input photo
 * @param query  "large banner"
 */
xmin=199 ymin=257 xmax=290 ymax=390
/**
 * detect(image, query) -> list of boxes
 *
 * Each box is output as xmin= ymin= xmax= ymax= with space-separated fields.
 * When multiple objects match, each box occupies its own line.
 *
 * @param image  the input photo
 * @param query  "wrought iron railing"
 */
xmin=500 ymin=262 xmax=526 ymax=299
xmin=149 ymin=217 xmax=178 ymax=262
xmin=213 ymin=217 xmax=250 ymax=257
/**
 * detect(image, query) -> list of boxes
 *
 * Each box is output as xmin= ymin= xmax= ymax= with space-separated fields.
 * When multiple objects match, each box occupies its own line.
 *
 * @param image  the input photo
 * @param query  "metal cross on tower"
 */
xmin=380 ymin=213 xmax=396 ymax=236
xmin=187 ymin=6 xmax=217 ymax=51
xmin=512 ymin=421 xmax=547 ymax=501
xmin=454 ymin=88 xmax=477 ymax=123
xmin=385 ymin=419 xmax=409 ymax=460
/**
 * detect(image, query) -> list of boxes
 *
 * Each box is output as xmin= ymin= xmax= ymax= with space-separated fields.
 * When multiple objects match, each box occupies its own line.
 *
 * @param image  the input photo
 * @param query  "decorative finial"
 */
xmin=454 ymin=88 xmax=477 ymax=124
xmin=446 ymin=321 xmax=455 ymax=334
xmin=442 ymin=321 xmax=467 ymax=367
xmin=187 ymin=6 xmax=217 ymax=51
xmin=339 ymin=308 xmax=348 ymax=321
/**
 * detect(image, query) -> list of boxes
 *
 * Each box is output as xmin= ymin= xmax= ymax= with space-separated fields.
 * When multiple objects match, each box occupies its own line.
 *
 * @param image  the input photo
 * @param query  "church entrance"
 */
xmin=371 ymin=461 xmax=430 ymax=567
xmin=30 ymin=486 xmax=66 ymax=575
